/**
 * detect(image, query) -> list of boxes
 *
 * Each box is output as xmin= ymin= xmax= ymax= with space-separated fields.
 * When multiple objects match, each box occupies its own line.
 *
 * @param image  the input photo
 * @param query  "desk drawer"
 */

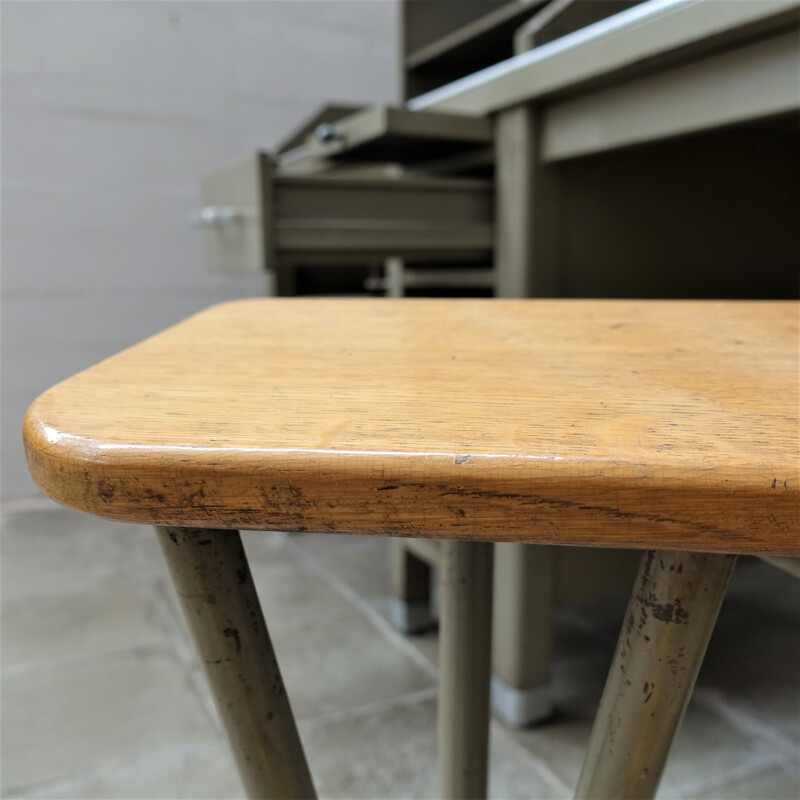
xmin=197 ymin=153 xmax=493 ymax=280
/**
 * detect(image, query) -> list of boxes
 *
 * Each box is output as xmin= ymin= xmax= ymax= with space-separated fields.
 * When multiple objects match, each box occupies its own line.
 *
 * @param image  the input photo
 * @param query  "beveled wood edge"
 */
xmin=23 ymin=409 xmax=800 ymax=556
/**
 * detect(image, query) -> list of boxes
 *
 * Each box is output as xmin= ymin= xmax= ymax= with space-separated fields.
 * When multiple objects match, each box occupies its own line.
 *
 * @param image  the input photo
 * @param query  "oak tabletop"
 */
xmin=23 ymin=299 xmax=799 ymax=555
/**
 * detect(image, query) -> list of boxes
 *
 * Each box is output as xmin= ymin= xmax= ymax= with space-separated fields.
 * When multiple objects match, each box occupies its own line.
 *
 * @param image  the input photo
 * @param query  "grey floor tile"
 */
xmin=129 ymin=524 xmax=172 ymax=578
xmin=271 ymin=606 xmax=436 ymax=721
xmin=8 ymin=740 xmax=244 ymax=800
xmin=300 ymin=696 xmax=564 ymax=800
xmin=158 ymin=532 xmax=352 ymax=640
xmin=501 ymin=558 xmax=799 ymax=798
xmin=300 ymin=535 xmax=390 ymax=603
xmin=404 ymin=624 xmax=441 ymax=669
xmin=686 ymin=758 xmax=800 ymax=800
xmin=660 ymin=702 xmax=779 ymax=796
xmin=699 ymin=561 xmax=800 ymax=745
xmin=505 ymin=657 xmax=776 ymax=797
xmin=555 ymin=592 xmax=630 ymax=650
xmin=2 ymin=505 xmax=797 ymax=800
xmin=290 ymin=533 xmax=389 ymax=601
xmin=290 ymin=530 xmax=382 ymax=564
xmin=1 ymin=647 xmax=217 ymax=793
xmin=724 ymin=558 xmax=800 ymax=620
xmin=1 ymin=504 xmax=156 ymax=603
xmin=248 ymin=539 xmax=353 ymax=631
xmin=699 ymin=629 xmax=800 ymax=747
xmin=369 ymin=595 xmax=440 ymax=666
xmin=240 ymin=529 xmax=302 ymax=563
xmin=549 ymin=652 xmax=611 ymax=714
xmin=490 ymin=729 xmax=572 ymax=800
xmin=2 ymin=583 xmax=170 ymax=672
xmin=501 ymin=655 xmax=607 ymax=787
xmin=368 ymin=587 xmax=618 ymax=678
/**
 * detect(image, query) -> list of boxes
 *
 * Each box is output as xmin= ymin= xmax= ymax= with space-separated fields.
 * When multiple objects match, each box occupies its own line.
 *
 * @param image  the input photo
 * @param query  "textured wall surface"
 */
xmin=2 ymin=0 xmax=399 ymax=498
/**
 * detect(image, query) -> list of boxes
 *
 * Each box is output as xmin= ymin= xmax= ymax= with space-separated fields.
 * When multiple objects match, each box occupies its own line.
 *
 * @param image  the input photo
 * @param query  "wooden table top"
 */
xmin=24 ymin=299 xmax=799 ymax=555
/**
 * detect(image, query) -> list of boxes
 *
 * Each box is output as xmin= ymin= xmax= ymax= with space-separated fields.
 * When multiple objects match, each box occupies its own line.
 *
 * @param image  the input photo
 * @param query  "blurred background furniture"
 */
xmin=193 ymin=0 xmax=800 ymax=727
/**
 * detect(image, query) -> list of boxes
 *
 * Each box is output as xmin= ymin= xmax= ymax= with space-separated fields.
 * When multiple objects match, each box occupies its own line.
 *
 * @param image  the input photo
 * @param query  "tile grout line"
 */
xmin=149 ymin=577 xmax=226 ymax=735
xmin=2 ymin=737 xmax=235 ymax=800
xmin=298 ymin=686 xmax=439 ymax=730
xmin=297 ymin=682 xmax=575 ymax=800
xmin=0 ymin=640 xmax=179 ymax=682
xmin=491 ymin=723 xmax=573 ymax=799
xmin=283 ymin=534 xmax=440 ymax=680
xmin=151 ymin=535 xmax=436 ymax=732
xmin=284 ymin=534 xmax=573 ymax=798
xmin=679 ymin=752 xmax=794 ymax=799
xmin=692 ymin=685 xmax=799 ymax=759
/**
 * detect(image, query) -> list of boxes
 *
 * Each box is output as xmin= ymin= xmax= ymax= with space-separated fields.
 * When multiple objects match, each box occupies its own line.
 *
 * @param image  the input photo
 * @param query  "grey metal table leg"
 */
xmin=437 ymin=540 xmax=494 ymax=800
xmin=156 ymin=526 xmax=316 ymax=800
xmin=492 ymin=542 xmax=555 ymax=727
xmin=575 ymin=550 xmax=737 ymax=800
xmin=388 ymin=537 xmax=436 ymax=633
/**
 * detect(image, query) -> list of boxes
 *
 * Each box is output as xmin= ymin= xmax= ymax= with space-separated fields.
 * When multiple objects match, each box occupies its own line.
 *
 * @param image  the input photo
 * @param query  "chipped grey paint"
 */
xmin=575 ymin=549 xmax=737 ymax=800
xmin=156 ymin=526 xmax=316 ymax=800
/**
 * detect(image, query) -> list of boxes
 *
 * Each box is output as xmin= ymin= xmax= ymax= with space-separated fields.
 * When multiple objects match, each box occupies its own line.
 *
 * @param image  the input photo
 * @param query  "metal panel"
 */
xmin=274 ymin=173 xmax=493 ymax=265
xmin=305 ymin=106 xmax=494 ymax=163
xmin=197 ymin=160 xmax=493 ymax=274
xmin=542 ymin=28 xmax=800 ymax=161
xmin=197 ymin=153 xmax=270 ymax=275
xmin=494 ymin=105 xmax=560 ymax=298
xmin=408 ymin=0 xmax=800 ymax=115
xmin=275 ymin=103 xmax=361 ymax=155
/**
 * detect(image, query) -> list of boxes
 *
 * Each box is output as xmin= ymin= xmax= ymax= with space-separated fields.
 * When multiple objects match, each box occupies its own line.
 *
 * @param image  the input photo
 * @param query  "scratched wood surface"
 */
xmin=23 ymin=299 xmax=799 ymax=555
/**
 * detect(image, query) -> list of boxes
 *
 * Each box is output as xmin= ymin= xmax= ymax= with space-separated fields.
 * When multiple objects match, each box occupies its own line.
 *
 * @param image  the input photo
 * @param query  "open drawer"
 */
xmin=300 ymin=105 xmax=493 ymax=163
xmin=197 ymin=152 xmax=493 ymax=294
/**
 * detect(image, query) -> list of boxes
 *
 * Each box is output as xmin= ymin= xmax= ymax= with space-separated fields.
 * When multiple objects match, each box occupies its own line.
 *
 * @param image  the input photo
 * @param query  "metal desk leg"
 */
xmin=492 ymin=543 xmax=555 ymax=727
xmin=438 ymin=540 xmax=494 ymax=800
xmin=575 ymin=550 xmax=737 ymax=800
xmin=492 ymin=105 xmax=559 ymax=729
xmin=156 ymin=526 xmax=316 ymax=800
xmin=388 ymin=538 xmax=436 ymax=633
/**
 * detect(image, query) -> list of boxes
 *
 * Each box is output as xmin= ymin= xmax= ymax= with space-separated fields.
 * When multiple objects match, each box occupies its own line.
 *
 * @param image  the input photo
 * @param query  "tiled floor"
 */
xmin=2 ymin=499 xmax=798 ymax=799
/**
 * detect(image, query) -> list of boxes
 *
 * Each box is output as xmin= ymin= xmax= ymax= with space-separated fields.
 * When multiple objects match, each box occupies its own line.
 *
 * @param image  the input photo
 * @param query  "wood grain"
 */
xmin=23 ymin=299 xmax=800 ymax=554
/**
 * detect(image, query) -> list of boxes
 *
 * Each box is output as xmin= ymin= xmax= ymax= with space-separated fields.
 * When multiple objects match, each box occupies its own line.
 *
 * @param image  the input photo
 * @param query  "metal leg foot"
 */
xmin=490 ymin=676 xmax=554 ymax=728
xmin=389 ymin=538 xmax=436 ymax=633
xmin=156 ymin=526 xmax=316 ymax=800
xmin=437 ymin=540 xmax=494 ymax=800
xmin=492 ymin=543 xmax=555 ymax=727
xmin=575 ymin=550 xmax=737 ymax=800
xmin=388 ymin=595 xmax=437 ymax=633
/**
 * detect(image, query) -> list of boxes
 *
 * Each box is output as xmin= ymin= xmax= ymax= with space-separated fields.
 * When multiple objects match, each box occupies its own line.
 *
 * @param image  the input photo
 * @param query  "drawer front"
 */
xmin=305 ymin=105 xmax=494 ymax=163
xmin=274 ymin=172 xmax=493 ymax=263
xmin=198 ymin=156 xmax=494 ymax=274
xmin=197 ymin=153 xmax=269 ymax=274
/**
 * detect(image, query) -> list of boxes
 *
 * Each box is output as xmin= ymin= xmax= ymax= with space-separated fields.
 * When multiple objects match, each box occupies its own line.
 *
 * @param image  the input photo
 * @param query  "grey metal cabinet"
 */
xmin=197 ymin=107 xmax=496 ymax=297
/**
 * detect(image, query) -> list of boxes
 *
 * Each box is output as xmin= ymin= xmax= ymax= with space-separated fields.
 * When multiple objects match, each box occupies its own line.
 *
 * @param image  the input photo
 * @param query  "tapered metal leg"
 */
xmin=388 ymin=538 xmax=436 ymax=633
xmin=492 ymin=543 xmax=555 ymax=727
xmin=575 ymin=550 xmax=737 ymax=800
xmin=156 ymin=527 xmax=316 ymax=800
xmin=438 ymin=540 xmax=494 ymax=800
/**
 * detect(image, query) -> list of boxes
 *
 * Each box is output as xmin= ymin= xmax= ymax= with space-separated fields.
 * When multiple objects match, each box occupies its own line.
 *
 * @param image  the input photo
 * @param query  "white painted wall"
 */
xmin=2 ymin=0 xmax=400 ymax=499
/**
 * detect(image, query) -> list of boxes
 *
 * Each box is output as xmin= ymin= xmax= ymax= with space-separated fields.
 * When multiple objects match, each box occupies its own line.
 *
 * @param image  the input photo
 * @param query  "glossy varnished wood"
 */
xmin=23 ymin=299 xmax=799 ymax=554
